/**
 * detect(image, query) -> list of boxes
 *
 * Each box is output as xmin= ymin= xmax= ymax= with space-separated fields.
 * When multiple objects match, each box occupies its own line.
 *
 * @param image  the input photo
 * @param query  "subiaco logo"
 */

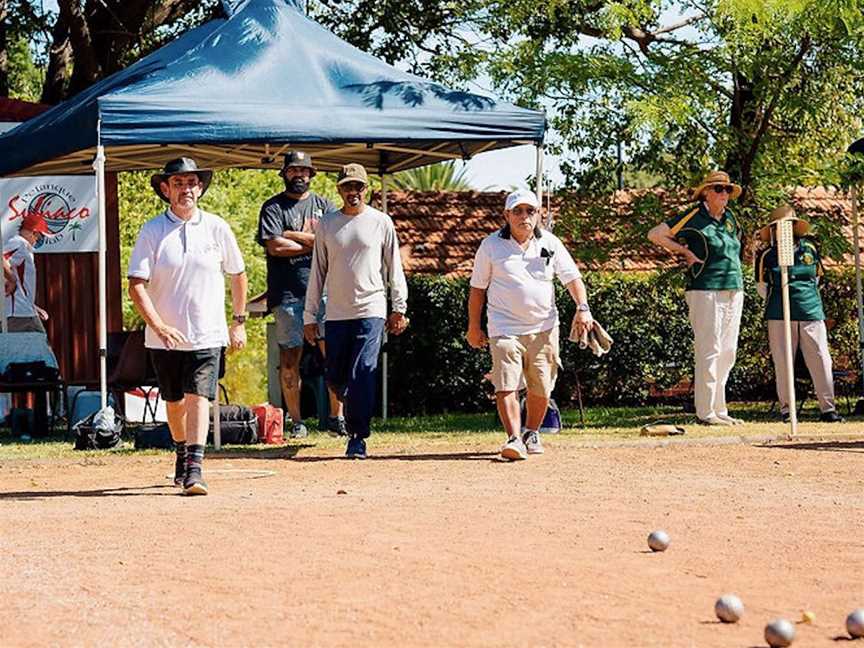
xmin=7 ymin=183 xmax=91 ymax=249
xmin=802 ymin=252 xmax=814 ymax=265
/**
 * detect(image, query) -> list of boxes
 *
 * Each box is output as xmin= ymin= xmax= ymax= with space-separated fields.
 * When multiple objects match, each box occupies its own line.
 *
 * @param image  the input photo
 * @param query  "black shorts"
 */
xmin=149 ymin=348 xmax=221 ymax=402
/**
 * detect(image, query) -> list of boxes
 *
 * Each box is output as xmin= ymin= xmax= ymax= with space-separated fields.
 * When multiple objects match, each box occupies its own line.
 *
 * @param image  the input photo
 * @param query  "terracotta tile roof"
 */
xmin=378 ymin=188 xmax=860 ymax=277
xmin=0 ymin=97 xmax=50 ymax=122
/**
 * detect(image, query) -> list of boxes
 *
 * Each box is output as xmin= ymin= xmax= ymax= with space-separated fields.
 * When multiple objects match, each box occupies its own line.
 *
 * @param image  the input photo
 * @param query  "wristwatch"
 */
xmin=575 ymin=303 xmax=591 ymax=313
xmin=232 ymin=314 xmax=247 ymax=324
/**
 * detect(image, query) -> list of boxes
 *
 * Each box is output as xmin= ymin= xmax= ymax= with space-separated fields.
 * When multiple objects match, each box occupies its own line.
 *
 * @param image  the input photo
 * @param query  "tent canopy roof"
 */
xmin=0 ymin=0 xmax=545 ymax=177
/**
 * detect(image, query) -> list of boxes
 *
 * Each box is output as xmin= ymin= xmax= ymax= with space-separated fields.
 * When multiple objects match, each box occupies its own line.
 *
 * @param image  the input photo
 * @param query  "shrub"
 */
xmin=384 ymin=268 xmax=859 ymax=415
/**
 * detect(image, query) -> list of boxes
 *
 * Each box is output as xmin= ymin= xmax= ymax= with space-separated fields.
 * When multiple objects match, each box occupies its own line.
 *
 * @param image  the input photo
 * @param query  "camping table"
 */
xmin=0 ymin=332 xmax=67 ymax=436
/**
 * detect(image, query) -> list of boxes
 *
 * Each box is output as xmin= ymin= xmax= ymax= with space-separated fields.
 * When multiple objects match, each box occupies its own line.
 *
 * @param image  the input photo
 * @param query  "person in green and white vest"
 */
xmin=755 ymin=204 xmax=843 ymax=423
xmin=648 ymin=170 xmax=745 ymax=426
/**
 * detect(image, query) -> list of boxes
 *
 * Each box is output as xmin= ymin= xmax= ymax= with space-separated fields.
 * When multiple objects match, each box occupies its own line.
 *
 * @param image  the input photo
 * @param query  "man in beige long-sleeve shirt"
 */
xmin=303 ymin=163 xmax=408 ymax=458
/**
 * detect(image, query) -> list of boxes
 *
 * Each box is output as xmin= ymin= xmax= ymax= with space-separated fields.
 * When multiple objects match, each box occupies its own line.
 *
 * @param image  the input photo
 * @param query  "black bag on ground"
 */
xmin=207 ymin=404 xmax=258 ymax=445
xmin=134 ymin=423 xmax=174 ymax=449
xmin=73 ymin=409 xmax=124 ymax=450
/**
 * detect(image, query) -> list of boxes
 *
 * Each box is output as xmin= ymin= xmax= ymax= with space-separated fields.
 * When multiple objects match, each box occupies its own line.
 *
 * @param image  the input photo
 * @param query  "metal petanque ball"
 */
xmin=714 ymin=594 xmax=744 ymax=623
xmin=647 ymin=530 xmax=670 ymax=552
xmin=847 ymin=608 xmax=864 ymax=639
xmin=764 ymin=618 xmax=795 ymax=647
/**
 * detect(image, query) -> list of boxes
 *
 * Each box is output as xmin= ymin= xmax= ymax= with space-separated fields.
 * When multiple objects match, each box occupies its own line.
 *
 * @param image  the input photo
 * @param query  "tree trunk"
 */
xmin=725 ymin=71 xmax=757 ymax=203
xmin=59 ymin=0 xmax=104 ymax=97
xmin=41 ymin=19 xmax=71 ymax=104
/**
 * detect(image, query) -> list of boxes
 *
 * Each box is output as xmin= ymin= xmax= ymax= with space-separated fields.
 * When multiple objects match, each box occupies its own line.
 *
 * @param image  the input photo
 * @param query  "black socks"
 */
xmin=185 ymin=444 xmax=205 ymax=480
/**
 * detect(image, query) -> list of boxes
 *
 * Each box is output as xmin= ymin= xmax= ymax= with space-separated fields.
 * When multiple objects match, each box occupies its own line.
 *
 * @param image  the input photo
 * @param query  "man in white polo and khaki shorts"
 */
xmin=466 ymin=189 xmax=593 ymax=460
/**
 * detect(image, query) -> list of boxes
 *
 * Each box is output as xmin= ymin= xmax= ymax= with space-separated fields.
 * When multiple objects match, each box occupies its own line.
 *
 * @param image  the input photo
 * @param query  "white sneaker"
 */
xmin=500 ymin=436 xmax=528 ymax=461
xmin=697 ymin=416 xmax=734 ymax=426
xmin=717 ymin=415 xmax=744 ymax=425
xmin=522 ymin=430 xmax=544 ymax=454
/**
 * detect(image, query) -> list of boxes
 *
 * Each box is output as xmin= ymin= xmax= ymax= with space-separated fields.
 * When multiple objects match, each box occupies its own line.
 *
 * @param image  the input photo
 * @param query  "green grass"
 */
xmin=0 ymin=402 xmax=859 ymax=461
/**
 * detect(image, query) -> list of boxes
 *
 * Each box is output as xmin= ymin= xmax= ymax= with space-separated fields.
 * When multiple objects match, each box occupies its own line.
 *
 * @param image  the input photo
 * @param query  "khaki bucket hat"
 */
xmin=758 ymin=203 xmax=811 ymax=242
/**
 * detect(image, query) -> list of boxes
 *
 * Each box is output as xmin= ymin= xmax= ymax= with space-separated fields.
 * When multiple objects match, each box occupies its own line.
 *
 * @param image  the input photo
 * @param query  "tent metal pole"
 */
xmin=535 ymin=144 xmax=546 ymax=228
xmin=381 ymin=173 xmax=389 ymax=421
xmin=94 ymin=127 xmax=109 ymax=409
xmin=852 ymin=185 xmax=864 ymax=401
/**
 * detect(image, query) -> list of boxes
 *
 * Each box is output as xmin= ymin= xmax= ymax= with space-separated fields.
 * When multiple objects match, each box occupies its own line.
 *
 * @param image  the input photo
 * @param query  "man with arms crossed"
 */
xmin=128 ymin=157 xmax=247 ymax=496
xmin=467 ymin=189 xmax=592 ymax=460
xmin=303 ymin=163 xmax=408 ymax=459
xmin=257 ymin=151 xmax=345 ymax=438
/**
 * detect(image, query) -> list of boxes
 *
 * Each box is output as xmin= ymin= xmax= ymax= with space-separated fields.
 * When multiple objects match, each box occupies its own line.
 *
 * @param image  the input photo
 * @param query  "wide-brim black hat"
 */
xmin=150 ymin=157 xmax=213 ymax=202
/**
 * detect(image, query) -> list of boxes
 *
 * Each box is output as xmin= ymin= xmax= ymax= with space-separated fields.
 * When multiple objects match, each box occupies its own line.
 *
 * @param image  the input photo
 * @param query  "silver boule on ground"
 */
xmin=714 ymin=594 xmax=743 ymax=623
xmin=647 ymin=529 xmax=670 ymax=552
xmin=764 ymin=618 xmax=795 ymax=647
xmin=847 ymin=608 xmax=864 ymax=639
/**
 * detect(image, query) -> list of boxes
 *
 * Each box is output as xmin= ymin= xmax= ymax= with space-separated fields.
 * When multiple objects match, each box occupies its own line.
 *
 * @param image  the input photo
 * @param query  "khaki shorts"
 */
xmin=489 ymin=326 xmax=559 ymax=397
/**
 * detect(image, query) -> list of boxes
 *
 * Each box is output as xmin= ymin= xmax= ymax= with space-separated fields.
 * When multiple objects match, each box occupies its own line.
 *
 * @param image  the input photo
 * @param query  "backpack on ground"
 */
xmin=519 ymin=396 xmax=562 ymax=434
xmin=208 ymin=404 xmax=258 ymax=445
xmin=252 ymin=403 xmax=284 ymax=444
xmin=73 ymin=407 xmax=124 ymax=450
xmin=133 ymin=422 xmax=174 ymax=449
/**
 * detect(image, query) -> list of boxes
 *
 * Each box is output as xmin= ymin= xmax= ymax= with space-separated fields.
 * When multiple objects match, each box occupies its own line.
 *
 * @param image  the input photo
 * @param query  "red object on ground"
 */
xmin=252 ymin=403 xmax=283 ymax=444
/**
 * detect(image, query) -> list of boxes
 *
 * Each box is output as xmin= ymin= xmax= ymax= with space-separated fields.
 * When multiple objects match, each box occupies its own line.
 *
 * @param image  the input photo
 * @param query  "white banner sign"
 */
xmin=1 ymin=176 xmax=97 ymax=253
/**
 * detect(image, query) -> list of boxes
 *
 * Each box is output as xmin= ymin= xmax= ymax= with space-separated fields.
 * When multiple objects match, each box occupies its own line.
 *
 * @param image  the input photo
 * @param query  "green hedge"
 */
xmin=384 ymin=268 xmax=859 ymax=415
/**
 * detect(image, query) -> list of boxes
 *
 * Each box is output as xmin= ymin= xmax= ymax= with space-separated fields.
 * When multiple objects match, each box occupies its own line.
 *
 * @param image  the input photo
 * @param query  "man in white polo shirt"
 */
xmin=467 ymin=189 xmax=592 ymax=460
xmin=128 ymin=158 xmax=247 ymax=496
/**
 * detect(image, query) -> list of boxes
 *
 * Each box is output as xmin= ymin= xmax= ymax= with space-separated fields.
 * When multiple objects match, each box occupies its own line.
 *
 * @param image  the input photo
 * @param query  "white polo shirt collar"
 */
xmin=165 ymin=207 xmax=202 ymax=225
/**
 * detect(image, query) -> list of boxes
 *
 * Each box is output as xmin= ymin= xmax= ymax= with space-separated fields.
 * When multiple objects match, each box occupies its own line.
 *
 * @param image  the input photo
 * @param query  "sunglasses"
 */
xmin=511 ymin=206 xmax=537 ymax=215
xmin=712 ymin=185 xmax=734 ymax=195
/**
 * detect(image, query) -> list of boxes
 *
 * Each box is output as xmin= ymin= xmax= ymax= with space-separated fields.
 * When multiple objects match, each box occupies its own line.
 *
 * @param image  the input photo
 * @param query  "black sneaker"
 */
xmin=183 ymin=472 xmax=209 ymax=496
xmin=173 ymin=454 xmax=186 ymax=487
xmin=327 ymin=416 xmax=348 ymax=437
xmin=345 ymin=436 xmax=367 ymax=459
xmin=820 ymin=410 xmax=844 ymax=423
xmin=780 ymin=412 xmax=791 ymax=424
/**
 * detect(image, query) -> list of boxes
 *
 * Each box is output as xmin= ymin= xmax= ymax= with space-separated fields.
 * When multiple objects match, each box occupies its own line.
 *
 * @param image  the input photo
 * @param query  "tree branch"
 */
xmin=746 ymin=34 xmax=812 ymax=162
xmin=652 ymin=13 xmax=707 ymax=36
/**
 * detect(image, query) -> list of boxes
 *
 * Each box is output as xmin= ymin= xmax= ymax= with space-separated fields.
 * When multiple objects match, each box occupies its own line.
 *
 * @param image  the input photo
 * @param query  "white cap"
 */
xmin=505 ymin=189 xmax=540 ymax=211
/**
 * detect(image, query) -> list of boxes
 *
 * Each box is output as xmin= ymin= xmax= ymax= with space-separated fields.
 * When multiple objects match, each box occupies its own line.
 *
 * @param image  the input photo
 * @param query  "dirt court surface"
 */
xmin=1 ymin=434 xmax=862 ymax=647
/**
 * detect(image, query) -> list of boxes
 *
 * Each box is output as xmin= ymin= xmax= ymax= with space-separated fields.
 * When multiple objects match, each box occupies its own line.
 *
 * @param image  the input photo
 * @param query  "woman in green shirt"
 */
xmin=648 ymin=170 xmax=744 ymax=425
xmin=755 ymin=205 xmax=842 ymax=423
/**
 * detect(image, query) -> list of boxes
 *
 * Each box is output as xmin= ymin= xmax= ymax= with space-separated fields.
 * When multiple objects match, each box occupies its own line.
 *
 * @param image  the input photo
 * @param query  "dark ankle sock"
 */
xmin=185 ymin=444 xmax=205 ymax=478
xmin=174 ymin=441 xmax=187 ymax=480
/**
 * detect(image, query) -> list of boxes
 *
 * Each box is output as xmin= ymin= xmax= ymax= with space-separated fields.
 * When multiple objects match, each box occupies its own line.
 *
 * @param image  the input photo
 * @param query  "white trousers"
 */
xmin=685 ymin=290 xmax=744 ymax=420
xmin=767 ymin=319 xmax=836 ymax=414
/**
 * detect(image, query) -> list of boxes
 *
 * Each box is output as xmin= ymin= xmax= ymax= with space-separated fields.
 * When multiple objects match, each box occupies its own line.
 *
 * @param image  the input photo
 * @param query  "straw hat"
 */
xmin=691 ymin=170 xmax=742 ymax=200
xmin=758 ymin=203 xmax=810 ymax=242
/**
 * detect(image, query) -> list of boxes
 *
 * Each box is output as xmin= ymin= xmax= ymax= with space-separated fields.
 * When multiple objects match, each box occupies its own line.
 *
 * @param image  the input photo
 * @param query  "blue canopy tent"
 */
xmin=0 ymin=0 xmax=546 ymax=435
xmin=0 ymin=0 xmax=544 ymax=177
